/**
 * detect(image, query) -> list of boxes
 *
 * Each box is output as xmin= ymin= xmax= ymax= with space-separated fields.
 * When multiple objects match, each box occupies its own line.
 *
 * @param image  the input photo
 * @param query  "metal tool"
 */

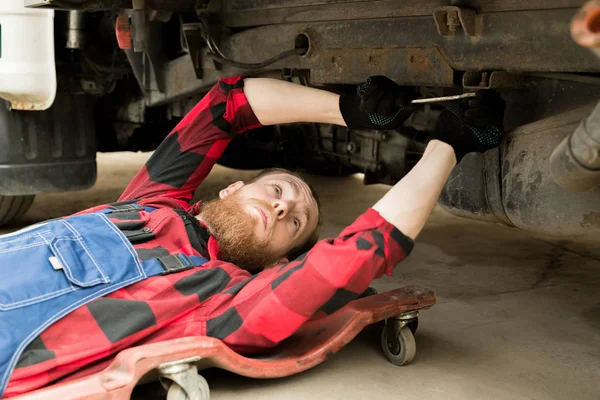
xmin=410 ymin=92 xmax=476 ymax=104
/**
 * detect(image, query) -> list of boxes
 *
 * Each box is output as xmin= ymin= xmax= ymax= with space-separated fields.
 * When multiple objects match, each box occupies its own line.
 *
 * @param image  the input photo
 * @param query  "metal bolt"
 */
xmin=480 ymin=72 xmax=489 ymax=87
xmin=447 ymin=11 xmax=460 ymax=33
xmin=347 ymin=142 xmax=357 ymax=153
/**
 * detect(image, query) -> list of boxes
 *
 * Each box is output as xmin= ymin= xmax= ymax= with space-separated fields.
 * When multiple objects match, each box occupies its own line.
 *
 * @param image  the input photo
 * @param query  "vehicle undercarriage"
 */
xmin=2 ymin=0 xmax=598 ymax=245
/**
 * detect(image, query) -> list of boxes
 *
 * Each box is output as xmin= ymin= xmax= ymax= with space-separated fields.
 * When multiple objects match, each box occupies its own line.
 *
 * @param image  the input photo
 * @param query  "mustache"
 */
xmin=246 ymin=199 xmax=275 ymax=234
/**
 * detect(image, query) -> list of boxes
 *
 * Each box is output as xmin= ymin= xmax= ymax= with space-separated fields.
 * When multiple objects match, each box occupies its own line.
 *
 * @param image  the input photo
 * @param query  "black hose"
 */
xmin=206 ymin=49 xmax=299 ymax=70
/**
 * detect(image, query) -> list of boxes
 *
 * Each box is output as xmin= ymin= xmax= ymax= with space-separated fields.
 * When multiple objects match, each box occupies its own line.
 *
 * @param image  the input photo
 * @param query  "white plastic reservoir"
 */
xmin=0 ymin=0 xmax=56 ymax=110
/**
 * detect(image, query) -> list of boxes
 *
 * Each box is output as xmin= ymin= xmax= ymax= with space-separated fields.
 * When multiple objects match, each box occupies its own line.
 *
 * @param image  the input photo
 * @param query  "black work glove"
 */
xmin=431 ymin=90 xmax=506 ymax=162
xmin=339 ymin=76 xmax=417 ymax=130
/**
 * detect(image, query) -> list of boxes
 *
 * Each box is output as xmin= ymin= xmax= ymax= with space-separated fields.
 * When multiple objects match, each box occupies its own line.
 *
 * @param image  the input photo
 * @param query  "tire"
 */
xmin=381 ymin=326 xmax=417 ymax=366
xmin=0 ymin=195 xmax=35 ymax=227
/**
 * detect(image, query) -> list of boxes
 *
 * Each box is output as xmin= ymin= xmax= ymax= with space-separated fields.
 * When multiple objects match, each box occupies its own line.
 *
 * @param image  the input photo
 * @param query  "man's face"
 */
xmin=198 ymin=172 xmax=319 ymax=271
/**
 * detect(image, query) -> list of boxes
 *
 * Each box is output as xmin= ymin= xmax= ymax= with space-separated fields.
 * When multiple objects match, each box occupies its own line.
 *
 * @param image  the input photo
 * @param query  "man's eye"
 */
xmin=293 ymin=218 xmax=300 ymax=230
xmin=272 ymin=184 xmax=282 ymax=197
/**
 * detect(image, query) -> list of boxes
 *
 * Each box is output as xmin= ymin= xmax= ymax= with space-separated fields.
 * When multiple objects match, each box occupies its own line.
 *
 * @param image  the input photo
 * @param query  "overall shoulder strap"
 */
xmin=141 ymin=254 xmax=209 ymax=276
xmin=108 ymin=202 xmax=145 ymax=213
xmin=103 ymin=203 xmax=209 ymax=275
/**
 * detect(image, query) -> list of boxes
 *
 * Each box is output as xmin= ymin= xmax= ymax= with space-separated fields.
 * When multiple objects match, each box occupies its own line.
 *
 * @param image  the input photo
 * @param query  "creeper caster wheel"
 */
xmin=381 ymin=311 xmax=418 ymax=366
xmin=159 ymin=356 xmax=210 ymax=400
xmin=166 ymin=376 xmax=210 ymax=400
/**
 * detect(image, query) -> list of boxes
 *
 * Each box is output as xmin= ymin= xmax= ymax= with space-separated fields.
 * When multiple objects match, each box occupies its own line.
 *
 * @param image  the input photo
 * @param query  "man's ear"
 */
xmin=264 ymin=257 xmax=289 ymax=270
xmin=219 ymin=181 xmax=244 ymax=199
xmin=275 ymin=257 xmax=289 ymax=265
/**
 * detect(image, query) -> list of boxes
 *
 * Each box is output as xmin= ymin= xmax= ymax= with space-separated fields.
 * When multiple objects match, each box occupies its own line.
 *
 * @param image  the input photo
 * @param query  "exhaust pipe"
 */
xmin=549 ymin=1 xmax=600 ymax=192
xmin=550 ymin=102 xmax=600 ymax=191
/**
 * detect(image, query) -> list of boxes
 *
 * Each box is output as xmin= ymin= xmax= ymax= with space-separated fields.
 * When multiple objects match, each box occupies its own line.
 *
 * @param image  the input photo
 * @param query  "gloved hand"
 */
xmin=430 ymin=90 xmax=506 ymax=162
xmin=339 ymin=76 xmax=417 ymax=130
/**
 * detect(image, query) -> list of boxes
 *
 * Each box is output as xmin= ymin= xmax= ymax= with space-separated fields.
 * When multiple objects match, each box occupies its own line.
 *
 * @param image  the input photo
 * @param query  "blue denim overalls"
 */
xmin=0 ymin=205 xmax=208 ymax=396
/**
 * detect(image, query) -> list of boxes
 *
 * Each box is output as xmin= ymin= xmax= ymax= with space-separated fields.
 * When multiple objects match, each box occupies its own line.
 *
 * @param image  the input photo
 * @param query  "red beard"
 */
xmin=199 ymin=192 xmax=277 ymax=272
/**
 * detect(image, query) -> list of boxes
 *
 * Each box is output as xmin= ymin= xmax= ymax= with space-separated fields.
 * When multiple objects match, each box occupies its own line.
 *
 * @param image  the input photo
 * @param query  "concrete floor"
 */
xmin=14 ymin=152 xmax=600 ymax=400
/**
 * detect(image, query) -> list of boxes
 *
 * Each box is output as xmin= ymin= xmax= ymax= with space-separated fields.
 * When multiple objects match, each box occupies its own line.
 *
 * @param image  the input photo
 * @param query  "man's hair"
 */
xmin=247 ymin=168 xmax=322 ymax=261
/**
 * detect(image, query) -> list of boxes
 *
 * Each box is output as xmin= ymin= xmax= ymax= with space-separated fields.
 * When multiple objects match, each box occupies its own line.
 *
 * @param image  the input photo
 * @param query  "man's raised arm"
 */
xmin=119 ymin=76 xmax=263 ymax=207
xmin=118 ymin=75 xmax=417 ymax=208
xmin=199 ymin=85 xmax=506 ymax=352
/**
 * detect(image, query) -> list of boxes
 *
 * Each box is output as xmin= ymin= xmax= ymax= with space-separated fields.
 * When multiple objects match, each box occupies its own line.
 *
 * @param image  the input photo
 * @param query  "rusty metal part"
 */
xmin=206 ymin=49 xmax=299 ymax=70
xmin=143 ymin=8 xmax=600 ymax=105
xmin=462 ymin=71 xmax=524 ymax=89
xmin=571 ymin=0 xmax=600 ymax=58
xmin=11 ymin=285 xmax=436 ymax=400
xmin=550 ymin=101 xmax=600 ymax=191
xmin=199 ymin=16 xmax=303 ymax=70
xmin=433 ymin=6 xmax=479 ymax=37
xmin=311 ymin=47 xmax=454 ymax=86
xmin=221 ymin=0 xmax=584 ymax=28
xmin=411 ymin=92 xmax=476 ymax=104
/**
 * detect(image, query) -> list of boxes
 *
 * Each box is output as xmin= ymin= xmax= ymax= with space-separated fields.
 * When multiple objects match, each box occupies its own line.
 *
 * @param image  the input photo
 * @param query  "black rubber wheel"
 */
xmin=381 ymin=326 xmax=416 ymax=366
xmin=0 ymin=195 xmax=35 ymax=227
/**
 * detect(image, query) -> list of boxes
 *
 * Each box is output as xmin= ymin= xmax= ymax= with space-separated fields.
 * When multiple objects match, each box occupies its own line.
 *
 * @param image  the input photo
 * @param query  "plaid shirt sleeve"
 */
xmin=204 ymin=208 xmax=414 ymax=353
xmin=118 ymin=76 xmax=262 ymax=208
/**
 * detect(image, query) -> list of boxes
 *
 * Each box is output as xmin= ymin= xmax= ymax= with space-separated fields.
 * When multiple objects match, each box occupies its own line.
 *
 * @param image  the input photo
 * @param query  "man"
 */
xmin=2 ymin=75 xmax=504 ymax=397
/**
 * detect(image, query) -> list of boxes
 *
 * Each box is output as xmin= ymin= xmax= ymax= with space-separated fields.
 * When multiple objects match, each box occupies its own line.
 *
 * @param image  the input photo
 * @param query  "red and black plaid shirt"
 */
xmin=5 ymin=76 xmax=413 ymax=397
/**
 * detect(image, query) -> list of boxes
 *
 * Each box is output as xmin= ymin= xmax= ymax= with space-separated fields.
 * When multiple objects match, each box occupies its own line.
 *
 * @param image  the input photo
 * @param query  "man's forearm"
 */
xmin=243 ymin=78 xmax=346 ymax=127
xmin=244 ymin=77 xmax=457 ymax=239
xmin=372 ymin=140 xmax=457 ymax=240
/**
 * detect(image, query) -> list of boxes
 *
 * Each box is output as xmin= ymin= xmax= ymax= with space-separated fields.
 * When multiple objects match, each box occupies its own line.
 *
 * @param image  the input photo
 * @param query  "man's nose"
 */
xmin=272 ymin=200 xmax=291 ymax=219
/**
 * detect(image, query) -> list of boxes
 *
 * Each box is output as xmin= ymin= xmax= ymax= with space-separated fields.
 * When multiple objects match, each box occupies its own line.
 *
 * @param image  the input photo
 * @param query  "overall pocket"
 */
xmin=0 ymin=220 xmax=109 ymax=311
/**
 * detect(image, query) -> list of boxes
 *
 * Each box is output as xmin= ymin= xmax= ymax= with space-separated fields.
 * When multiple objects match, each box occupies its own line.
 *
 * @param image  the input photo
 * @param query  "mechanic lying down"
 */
xmin=0 ymin=75 xmax=505 ymax=397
